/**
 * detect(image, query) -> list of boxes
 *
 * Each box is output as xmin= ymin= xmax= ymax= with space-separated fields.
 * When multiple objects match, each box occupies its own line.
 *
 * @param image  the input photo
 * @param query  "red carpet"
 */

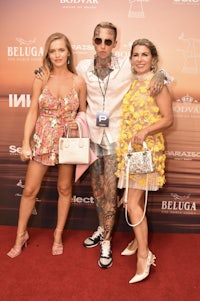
xmin=0 ymin=226 xmax=199 ymax=301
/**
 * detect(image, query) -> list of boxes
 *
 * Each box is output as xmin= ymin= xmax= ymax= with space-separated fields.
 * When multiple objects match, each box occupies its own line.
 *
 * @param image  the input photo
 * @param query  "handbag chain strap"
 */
xmin=124 ymin=153 xmax=149 ymax=228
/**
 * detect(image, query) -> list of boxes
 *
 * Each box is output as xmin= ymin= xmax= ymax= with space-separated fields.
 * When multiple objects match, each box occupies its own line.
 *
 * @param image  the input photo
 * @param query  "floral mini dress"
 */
xmin=116 ymin=72 xmax=166 ymax=191
xmin=32 ymin=78 xmax=79 ymax=166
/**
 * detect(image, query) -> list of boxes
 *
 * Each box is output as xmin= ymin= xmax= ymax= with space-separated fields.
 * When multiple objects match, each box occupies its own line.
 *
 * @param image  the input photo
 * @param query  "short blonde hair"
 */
xmin=93 ymin=22 xmax=117 ymax=40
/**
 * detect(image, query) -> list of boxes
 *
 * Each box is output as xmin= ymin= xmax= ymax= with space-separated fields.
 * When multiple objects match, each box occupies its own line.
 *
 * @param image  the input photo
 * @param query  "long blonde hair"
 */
xmin=42 ymin=32 xmax=76 ymax=80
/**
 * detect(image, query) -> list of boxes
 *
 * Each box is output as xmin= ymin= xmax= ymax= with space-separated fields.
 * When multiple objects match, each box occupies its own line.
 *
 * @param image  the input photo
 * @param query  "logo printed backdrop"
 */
xmin=0 ymin=0 xmax=199 ymax=233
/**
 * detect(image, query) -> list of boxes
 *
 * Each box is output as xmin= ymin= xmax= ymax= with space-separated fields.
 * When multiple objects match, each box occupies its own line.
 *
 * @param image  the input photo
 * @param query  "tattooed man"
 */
xmin=76 ymin=22 xmax=165 ymax=268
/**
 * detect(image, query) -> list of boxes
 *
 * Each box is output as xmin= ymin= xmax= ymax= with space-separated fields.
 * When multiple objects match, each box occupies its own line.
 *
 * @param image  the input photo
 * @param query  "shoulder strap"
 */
xmin=124 ymin=156 xmax=149 ymax=227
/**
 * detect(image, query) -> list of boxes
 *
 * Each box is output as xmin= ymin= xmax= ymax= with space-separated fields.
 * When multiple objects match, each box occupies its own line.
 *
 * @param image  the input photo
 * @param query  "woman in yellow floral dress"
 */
xmin=116 ymin=39 xmax=173 ymax=283
xmin=7 ymin=33 xmax=86 ymax=258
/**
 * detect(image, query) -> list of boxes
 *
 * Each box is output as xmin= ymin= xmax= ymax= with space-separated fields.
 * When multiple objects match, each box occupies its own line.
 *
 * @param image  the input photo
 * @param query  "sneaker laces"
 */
xmin=101 ymin=240 xmax=111 ymax=258
xmin=91 ymin=226 xmax=104 ymax=240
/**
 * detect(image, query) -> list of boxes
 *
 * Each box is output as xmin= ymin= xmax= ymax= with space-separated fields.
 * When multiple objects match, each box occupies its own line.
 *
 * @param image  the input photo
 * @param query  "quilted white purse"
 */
xmin=59 ymin=122 xmax=90 ymax=164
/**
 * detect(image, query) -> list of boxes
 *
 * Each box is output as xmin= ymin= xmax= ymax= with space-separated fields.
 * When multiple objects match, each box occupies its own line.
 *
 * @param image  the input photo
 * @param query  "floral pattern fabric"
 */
xmin=32 ymin=83 xmax=79 ymax=166
xmin=116 ymin=72 xmax=166 ymax=191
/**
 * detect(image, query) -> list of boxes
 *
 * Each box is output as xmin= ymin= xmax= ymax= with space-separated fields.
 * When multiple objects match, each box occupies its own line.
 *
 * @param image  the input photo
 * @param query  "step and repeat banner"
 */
xmin=0 ymin=0 xmax=199 ymax=233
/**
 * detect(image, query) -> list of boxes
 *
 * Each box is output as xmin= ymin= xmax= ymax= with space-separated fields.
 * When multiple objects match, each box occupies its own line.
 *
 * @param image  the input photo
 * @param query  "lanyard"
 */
xmin=97 ymin=71 xmax=111 ymax=111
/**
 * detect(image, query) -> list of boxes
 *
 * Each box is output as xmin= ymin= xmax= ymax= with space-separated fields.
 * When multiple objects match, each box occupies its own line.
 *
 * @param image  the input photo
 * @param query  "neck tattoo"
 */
xmin=94 ymin=56 xmax=112 ymax=80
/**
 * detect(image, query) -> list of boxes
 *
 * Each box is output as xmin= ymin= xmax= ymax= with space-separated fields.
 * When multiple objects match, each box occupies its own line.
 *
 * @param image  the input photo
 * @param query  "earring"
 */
xmin=131 ymin=65 xmax=136 ymax=74
xmin=67 ymin=57 xmax=70 ymax=65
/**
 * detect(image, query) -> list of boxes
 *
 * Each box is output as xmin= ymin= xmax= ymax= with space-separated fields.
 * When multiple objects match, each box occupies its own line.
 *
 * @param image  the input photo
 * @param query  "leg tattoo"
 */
xmin=90 ymin=154 xmax=118 ymax=239
xmin=90 ymin=158 xmax=105 ymax=227
xmin=103 ymin=154 xmax=118 ymax=240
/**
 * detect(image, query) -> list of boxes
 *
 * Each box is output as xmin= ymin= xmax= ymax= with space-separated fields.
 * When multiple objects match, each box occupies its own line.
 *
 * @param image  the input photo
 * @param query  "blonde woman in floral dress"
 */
xmin=116 ymin=39 xmax=173 ymax=283
xmin=7 ymin=33 xmax=86 ymax=258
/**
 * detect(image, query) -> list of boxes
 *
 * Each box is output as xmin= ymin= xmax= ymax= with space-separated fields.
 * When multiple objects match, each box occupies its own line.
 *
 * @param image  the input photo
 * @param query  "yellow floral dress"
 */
xmin=116 ymin=72 xmax=166 ymax=191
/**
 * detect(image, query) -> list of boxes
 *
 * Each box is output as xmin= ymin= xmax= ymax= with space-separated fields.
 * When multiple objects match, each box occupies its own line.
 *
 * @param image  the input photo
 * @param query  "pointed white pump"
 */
xmin=129 ymin=250 xmax=156 ymax=284
xmin=121 ymin=240 xmax=138 ymax=256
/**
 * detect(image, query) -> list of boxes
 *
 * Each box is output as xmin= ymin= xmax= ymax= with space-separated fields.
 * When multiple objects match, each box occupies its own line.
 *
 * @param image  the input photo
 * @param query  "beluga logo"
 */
xmin=7 ymin=37 xmax=43 ymax=61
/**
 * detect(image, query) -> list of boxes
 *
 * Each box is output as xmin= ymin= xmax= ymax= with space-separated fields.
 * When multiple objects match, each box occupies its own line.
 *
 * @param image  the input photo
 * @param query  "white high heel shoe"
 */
xmin=129 ymin=250 xmax=156 ymax=284
xmin=121 ymin=240 xmax=138 ymax=256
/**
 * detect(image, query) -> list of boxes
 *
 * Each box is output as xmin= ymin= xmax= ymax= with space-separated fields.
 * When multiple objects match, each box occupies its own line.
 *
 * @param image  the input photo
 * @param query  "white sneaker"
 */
xmin=83 ymin=226 xmax=104 ymax=248
xmin=98 ymin=240 xmax=113 ymax=269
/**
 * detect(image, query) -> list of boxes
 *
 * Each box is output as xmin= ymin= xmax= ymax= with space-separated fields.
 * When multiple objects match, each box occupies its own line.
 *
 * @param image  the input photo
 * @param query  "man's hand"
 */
xmin=148 ymin=70 xmax=165 ymax=96
xmin=34 ymin=67 xmax=44 ymax=80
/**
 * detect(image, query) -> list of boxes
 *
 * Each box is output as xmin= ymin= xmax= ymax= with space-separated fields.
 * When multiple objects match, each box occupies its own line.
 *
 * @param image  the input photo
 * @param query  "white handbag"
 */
xmin=124 ymin=141 xmax=154 ymax=174
xmin=124 ymin=141 xmax=154 ymax=227
xmin=59 ymin=122 xmax=90 ymax=164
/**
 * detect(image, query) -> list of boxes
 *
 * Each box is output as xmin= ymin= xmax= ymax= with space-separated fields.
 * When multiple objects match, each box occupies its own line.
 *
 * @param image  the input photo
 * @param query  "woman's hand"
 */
xmin=131 ymin=128 xmax=148 ymax=146
xmin=65 ymin=121 xmax=79 ymax=137
xmin=20 ymin=146 xmax=32 ymax=161
xmin=67 ymin=121 xmax=78 ymax=130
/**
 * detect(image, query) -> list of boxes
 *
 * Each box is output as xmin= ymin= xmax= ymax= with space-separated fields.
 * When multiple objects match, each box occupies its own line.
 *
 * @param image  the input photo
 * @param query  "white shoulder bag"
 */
xmin=124 ymin=141 xmax=154 ymax=227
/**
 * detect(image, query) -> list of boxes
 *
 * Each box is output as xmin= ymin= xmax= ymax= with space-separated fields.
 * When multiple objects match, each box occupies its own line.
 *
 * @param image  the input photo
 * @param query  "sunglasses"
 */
xmin=94 ymin=37 xmax=113 ymax=46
